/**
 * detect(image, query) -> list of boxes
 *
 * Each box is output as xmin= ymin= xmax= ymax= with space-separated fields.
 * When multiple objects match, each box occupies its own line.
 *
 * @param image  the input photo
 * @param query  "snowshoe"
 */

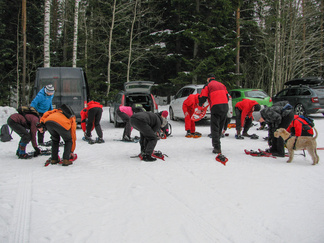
xmin=216 ymin=153 xmax=228 ymax=165
xmin=82 ymin=136 xmax=96 ymax=144
xmin=151 ymin=150 xmax=166 ymax=160
xmin=227 ymin=123 xmax=236 ymax=129
xmin=235 ymin=134 xmax=244 ymax=140
xmin=250 ymin=134 xmax=259 ymax=139
xmin=95 ymin=137 xmax=105 ymax=143
xmin=18 ymin=153 xmax=33 ymax=159
xmin=192 ymin=132 xmax=202 ymax=138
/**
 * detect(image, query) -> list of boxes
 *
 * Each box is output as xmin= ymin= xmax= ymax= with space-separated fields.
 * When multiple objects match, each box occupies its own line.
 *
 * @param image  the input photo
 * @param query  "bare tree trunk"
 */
xmin=302 ymin=0 xmax=306 ymax=75
xmin=22 ymin=0 xmax=27 ymax=105
xmin=127 ymin=0 xmax=139 ymax=82
xmin=16 ymin=11 xmax=20 ymax=108
xmin=270 ymin=0 xmax=281 ymax=96
xmin=192 ymin=0 xmax=200 ymax=84
xmin=106 ymin=0 xmax=117 ymax=96
xmin=235 ymin=5 xmax=240 ymax=87
xmin=321 ymin=0 xmax=324 ymax=77
xmin=72 ymin=0 xmax=80 ymax=68
xmin=63 ymin=0 xmax=68 ymax=64
xmin=44 ymin=0 xmax=51 ymax=68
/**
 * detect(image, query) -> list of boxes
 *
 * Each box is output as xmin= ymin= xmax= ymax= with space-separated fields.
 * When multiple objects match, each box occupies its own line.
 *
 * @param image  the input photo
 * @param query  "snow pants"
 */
xmin=45 ymin=121 xmax=72 ymax=161
xmin=235 ymin=107 xmax=252 ymax=134
xmin=86 ymin=107 xmax=103 ymax=139
xmin=269 ymin=110 xmax=294 ymax=156
xmin=7 ymin=117 xmax=31 ymax=144
xmin=117 ymin=108 xmax=132 ymax=138
xmin=183 ymin=107 xmax=195 ymax=133
xmin=210 ymin=104 xmax=228 ymax=150
xmin=130 ymin=117 xmax=158 ymax=156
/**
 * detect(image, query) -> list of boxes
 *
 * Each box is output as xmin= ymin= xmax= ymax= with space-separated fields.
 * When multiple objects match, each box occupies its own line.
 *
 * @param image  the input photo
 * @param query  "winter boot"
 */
xmin=18 ymin=142 xmax=32 ymax=159
xmin=235 ymin=134 xmax=244 ymax=139
xmin=185 ymin=130 xmax=193 ymax=138
xmin=142 ymin=154 xmax=157 ymax=162
xmin=242 ymin=132 xmax=251 ymax=137
xmin=213 ymin=148 xmax=222 ymax=154
xmin=51 ymin=159 xmax=59 ymax=165
xmin=96 ymin=137 xmax=105 ymax=143
xmin=62 ymin=159 xmax=73 ymax=166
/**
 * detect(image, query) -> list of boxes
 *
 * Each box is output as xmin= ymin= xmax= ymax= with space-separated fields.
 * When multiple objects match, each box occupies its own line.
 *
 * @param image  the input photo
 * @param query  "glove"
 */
xmin=34 ymin=147 xmax=41 ymax=157
xmin=184 ymin=112 xmax=189 ymax=117
xmin=36 ymin=122 xmax=46 ymax=132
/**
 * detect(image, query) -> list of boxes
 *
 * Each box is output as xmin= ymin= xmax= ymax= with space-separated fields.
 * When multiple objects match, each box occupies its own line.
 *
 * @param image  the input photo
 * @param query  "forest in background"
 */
xmin=0 ymin=0 xmax=323 ymax=106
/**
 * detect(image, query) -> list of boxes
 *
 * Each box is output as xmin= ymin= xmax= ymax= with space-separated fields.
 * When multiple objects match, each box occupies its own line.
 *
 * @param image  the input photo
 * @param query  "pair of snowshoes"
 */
xmin=137 ymin=150 xmax=166 ymax=162
xmin=44 ymin=153 xmax=78 ymax=166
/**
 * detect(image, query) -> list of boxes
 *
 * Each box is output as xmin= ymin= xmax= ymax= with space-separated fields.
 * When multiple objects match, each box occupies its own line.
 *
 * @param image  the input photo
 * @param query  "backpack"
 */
xmin=0 ymin=124 xmax=13 ymax=142
xmin=298 ymin=115 xmax=314 ymax=127
xmin=60 ymin=104 xmax=75 ymax=118
xmin=161 ymin=122 xmax=172 ymax=137
xmin=17 ymin=106 xmax=40 ymax=118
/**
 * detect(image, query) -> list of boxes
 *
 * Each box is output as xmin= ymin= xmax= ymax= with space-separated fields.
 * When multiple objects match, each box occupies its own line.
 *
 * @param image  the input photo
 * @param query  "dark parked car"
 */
xmin=272 ymin=77 xmax=324 ymax=115
xmin=109 ymin=81 xmax=158 ymax=127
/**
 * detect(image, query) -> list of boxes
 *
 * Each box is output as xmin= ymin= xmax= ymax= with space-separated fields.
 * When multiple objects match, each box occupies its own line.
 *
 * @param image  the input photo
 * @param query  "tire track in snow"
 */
xmin=8 ymin=166 xmax=32 ymax=243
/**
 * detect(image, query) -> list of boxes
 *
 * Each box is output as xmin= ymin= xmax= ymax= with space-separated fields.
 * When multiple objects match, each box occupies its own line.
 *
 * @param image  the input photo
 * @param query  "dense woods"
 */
xmin=0 ymin=0 xmax=323 ymax=106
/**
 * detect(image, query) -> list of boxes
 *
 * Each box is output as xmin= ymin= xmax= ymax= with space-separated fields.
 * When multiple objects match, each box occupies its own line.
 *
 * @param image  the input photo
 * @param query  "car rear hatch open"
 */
xmin=124 ymin=81 xmax=154 ymax=93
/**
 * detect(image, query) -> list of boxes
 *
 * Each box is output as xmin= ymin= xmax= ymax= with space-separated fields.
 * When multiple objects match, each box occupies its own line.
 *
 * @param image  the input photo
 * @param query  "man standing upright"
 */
xmin=199 ymin=74 xmax=229 ymax=154
xmin=30 ymin=84 xmax=54 ymax=145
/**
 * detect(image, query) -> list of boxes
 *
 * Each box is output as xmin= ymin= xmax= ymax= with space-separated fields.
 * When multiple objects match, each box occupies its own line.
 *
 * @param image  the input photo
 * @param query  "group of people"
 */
xmin=181 ymin=74 xmax=314 ymax=158
xmin=7 ymin=84 xmax=170 ymax=164
xmin=7 ymin=76 xmax=315 ymax=164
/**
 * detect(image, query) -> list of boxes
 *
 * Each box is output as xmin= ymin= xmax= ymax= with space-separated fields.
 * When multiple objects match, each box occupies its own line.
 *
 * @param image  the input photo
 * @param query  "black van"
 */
xmin=33 ymin=67 xmax=90 ymax=123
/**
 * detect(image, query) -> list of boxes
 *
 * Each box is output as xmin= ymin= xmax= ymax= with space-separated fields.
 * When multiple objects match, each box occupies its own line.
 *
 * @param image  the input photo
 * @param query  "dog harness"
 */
xmin=284 ymin=135 xmax=298 ymax=150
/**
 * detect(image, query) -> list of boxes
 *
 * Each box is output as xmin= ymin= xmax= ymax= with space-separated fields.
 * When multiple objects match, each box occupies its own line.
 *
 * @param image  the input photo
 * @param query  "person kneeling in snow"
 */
xmin=130 ymin=110 xmax=168 ymax=162
xmin=7 ymin=111 xmax=41 ymax=159
xmin=39 ymin=104 xmax=77 ymax=166
xmin=80 ymin=100 xmax=104 ymax=143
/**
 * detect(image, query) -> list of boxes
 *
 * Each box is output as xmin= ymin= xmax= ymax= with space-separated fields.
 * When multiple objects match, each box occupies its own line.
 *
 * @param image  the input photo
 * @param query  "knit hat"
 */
xmin=254 ymin=104 xmax=261 ymax=111
xmin=161 ymin=110 xmax=168 ymax=118
xmin=45 ymin=84 xmax=55 ymax=94
xmin=207 ymin=73 xmax=215 ymax=78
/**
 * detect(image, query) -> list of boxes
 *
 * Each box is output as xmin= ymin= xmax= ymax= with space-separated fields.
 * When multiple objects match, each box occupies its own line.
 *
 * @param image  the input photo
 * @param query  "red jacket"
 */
xmin=80 ymin=101 xmax=103 ymax=132
xmin=182 ymin=93 xmax=199 ymax=114
xmin=199 ymin=79 xmax=228 ymax=107
xmin=235 ymin=99 xmax=259 ymax=127
xmin=287 ymin=115 xmax=314 ymax=136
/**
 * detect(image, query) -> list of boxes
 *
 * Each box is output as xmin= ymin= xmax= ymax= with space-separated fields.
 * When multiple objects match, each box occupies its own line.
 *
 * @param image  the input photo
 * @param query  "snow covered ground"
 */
xmin=0 ymin=105 xmax=324 ymax=243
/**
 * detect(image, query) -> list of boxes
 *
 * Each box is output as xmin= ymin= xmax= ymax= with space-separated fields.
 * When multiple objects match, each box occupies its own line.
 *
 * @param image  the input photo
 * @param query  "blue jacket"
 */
xmin=30 ymin=87 xmax=54 ymax=114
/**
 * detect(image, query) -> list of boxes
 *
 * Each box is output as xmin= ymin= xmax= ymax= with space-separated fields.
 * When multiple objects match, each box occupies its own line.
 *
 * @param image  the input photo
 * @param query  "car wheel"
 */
xmin=169 ymin=107 xmax=175 ymax=121
xmin=294 ymin=104 xmax=305 ymax=116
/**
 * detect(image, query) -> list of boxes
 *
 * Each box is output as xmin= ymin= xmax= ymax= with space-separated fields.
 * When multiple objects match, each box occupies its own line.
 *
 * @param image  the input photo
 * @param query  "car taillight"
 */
xmin=311 ymin=97 xmax=319 ymax=103
xmin=151 ymin=94 xmax=158 ymax=110
xmin=121 ymin=95 xmax=125 ymax=105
